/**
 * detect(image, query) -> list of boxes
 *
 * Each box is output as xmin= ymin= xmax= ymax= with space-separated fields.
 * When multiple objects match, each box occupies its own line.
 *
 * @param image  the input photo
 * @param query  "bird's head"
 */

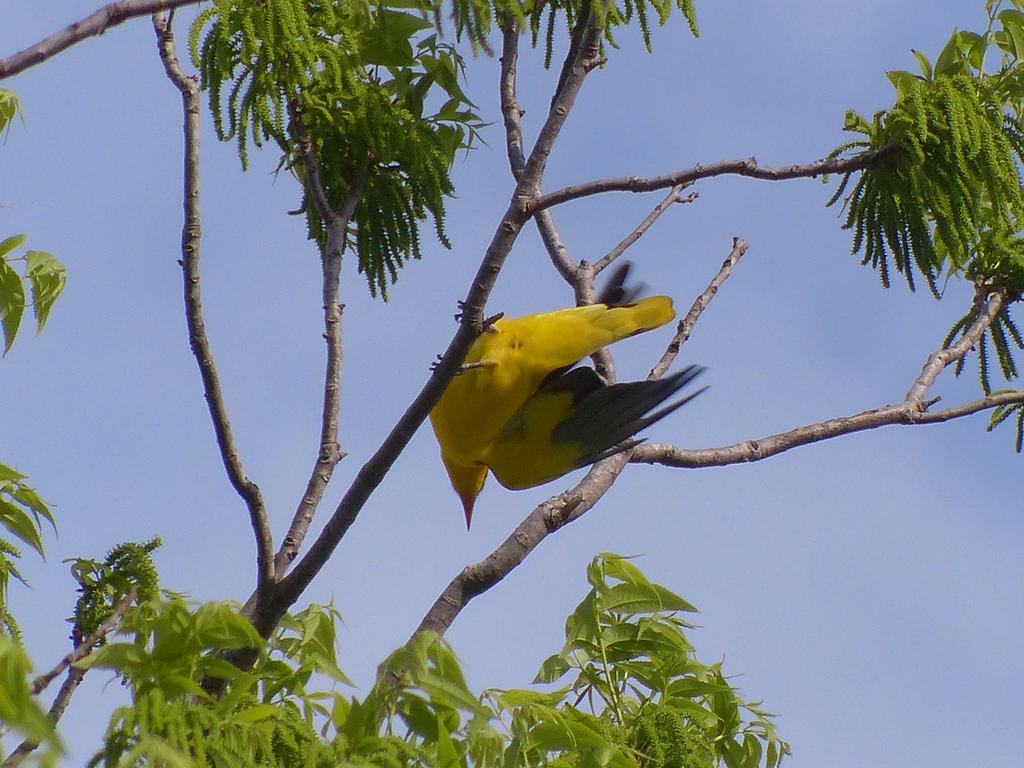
xmin=441 ymin=454 xmax=488 ymax=528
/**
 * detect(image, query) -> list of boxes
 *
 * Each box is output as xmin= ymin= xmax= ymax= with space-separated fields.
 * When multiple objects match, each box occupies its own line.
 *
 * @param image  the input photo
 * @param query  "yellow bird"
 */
xmin=429 ymin=264 xmax=705 ymax=527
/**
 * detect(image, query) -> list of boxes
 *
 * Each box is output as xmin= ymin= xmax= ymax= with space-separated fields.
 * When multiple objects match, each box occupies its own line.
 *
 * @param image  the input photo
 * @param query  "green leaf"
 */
xmin=0 ymin=635 xmax=57 ymax=747
xmin=421 ymin=53 xmax=475 ymax=108
xmin=228 ymin=702 xmax=280 ymax=723
xmin=0 ymin=235 xmax=26 ymax=259
xmin=961 ymin=31 xmax=987 ymax=69
xmin=886 ymin=70 xmax=923 ymax=97
xmin=494 ymin=687 xmax=568 ymax=708
xmin=10 ymin=484 xmax=55 ymax=529
xmin=911 ymin=49 xmax=932 ymax=79
xmin=378 ymin=9 xmax=433 ymax=37
xmin=435 ymin=713 xmax=461 ymax=768
xmin=81 ymin=641 xmax=147 ymax=672
xmin=194 ymin=602 xmax=263 ymax=649
xmin=934 ymin=31 xmax=967 ymax=76
xmin=360 ymin=11 xmax=430 ymax=67
xmin=600 ymin=583 xmax=699 ymax=615
xmin=742 ymin=733 xmax=763 ymax=768
xmin=565 ymin=592 xmax=601 ymax=644
xmin=0 ymin=498 xmax=44 ymax=555
xmin=1000 ymin=10 xmax=1024 ymax=59
xmin=530 ymin=717 xmax=608 ymax=751
xmin=0 ymin=463 xmax=26 ymax=482
xmin=533 ymin=653 xmax=573 ymax=684
xmin=0 ymin=257 xmax=25 ymax=355
xmin=0 ymin=89 xmax=23 ymax=136
xmin=362 ymin=29 xmax=415 ymax=66
xmin=419 ymin=669 xmax=488 ymax=714
xmin=24 ymin=250 xmax=66 ymax=334
xmin=597 ymin=553 xmax=651 ymax=586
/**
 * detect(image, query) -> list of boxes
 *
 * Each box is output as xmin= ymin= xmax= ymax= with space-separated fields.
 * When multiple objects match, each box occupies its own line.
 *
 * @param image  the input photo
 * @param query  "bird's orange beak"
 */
xmin=441 ymin=453 xmax=488 ymax=529
xmin=459 ymin=492 xmax=476 ymax=529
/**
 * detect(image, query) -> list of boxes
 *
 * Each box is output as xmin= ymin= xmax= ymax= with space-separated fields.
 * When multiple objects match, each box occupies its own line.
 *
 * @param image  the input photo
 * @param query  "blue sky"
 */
xmin=2 ymin=1 xmax=1022 ymax=766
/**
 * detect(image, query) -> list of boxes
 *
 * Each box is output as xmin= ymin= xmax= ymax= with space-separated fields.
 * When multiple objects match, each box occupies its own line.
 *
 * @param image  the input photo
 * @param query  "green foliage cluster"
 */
xmin=85 ymin=598 xmax=305 ymax=767
xmin=69 ymin=539 xmax=162 ymax=642
xmin=519 ymin=554 xmax=787 ymax=768
xmin=58 ymin=555 xmax=785 ymax=768
xmin=523 ymin=0 xmax=698 ymax=68
xmin=828 ymin=74 xmax=1024 ymax=297
xmin=0 ymin=463 xmax=55 ymax=643
xmin=0 ymin=235 xmax=66 ymax=356
xmin=629 ymin=704 xmax=714 ymax=768
xmin=189 ymin=0 xmax=482 ymax=298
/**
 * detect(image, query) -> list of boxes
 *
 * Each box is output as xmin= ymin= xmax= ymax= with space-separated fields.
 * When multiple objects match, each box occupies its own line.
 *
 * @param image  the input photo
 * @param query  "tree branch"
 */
xmin=415 ymin=453 xmax=630 ymax=637
xmin=0 ymin=0 xmax=201 ymax=79
xmin=29 ymin=589 xmax=136 ymax=698
xmin=594 ymin=184 xmax=694 ymax=275
xmin=1 ymin=590 xmax=137 ymax=767
xmin=153 ymin=13 xmax=275 ymax=595
xmin=650 ymin=237 xmax=748 ymax=380
xmin=530 ymin=145 xmax=901 ymax=213
xmin=272 ymin=110 xmax=369 ymax=577
xmin=500 ymin=18 xmax=577 ymax=284
xmin=248 ymin=0 xmax=610 ymax=638
xmin=499 ymin=20 xmax=527 ymax=182
xmin=634 ymin=288 xmax=1013 ymax=469
xmin=905 ymin=287 xmax=1003 ymax=403
xmin=631 ymin=390 xmax=1024 ymax=468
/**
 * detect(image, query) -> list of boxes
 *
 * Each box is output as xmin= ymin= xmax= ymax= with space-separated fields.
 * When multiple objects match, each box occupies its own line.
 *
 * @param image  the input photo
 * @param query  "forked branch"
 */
xmin=594 ymin=184 xmax=694 ymax=275
xmin=650 ymin=237 xmax=748 ymax=379
xmin=634 ymin=287 xmax=1012 ymax=469
xmin=153 ymin=13 xmax=275 ymax=594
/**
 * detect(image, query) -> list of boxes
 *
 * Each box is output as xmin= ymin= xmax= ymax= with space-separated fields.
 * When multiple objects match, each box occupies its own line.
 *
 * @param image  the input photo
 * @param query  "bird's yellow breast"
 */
xmin=430 ymin=322 xmax=547 ymax=466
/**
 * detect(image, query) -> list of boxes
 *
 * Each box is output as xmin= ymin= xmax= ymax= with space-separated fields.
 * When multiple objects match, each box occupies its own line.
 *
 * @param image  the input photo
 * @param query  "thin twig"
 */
xmin=594 ymin=184 xmax=692 ymax=275
xmin=0 ymin=0 xmax=201 ymax=79
xmin=905 ymin=287 xmax=1004 ymax=403
xmin=500 ymin=17 xmax=577 ymax=284
xmin=579 ymin=260 xmax=616 ymax=381
xmin=30 ymin=588 xmax=137 ymax=697
xmin=535 ymin=211 xmax=578 ymax=284
xmin=244 ymin=0 xmax=609 ymax=639
xmin=153 ymin=13 xmax=275 ymax=594
xmin=530 ymin=145 xmax=901 ymax=213
xmin=650 ymin=237 xmax=749 ymax=380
